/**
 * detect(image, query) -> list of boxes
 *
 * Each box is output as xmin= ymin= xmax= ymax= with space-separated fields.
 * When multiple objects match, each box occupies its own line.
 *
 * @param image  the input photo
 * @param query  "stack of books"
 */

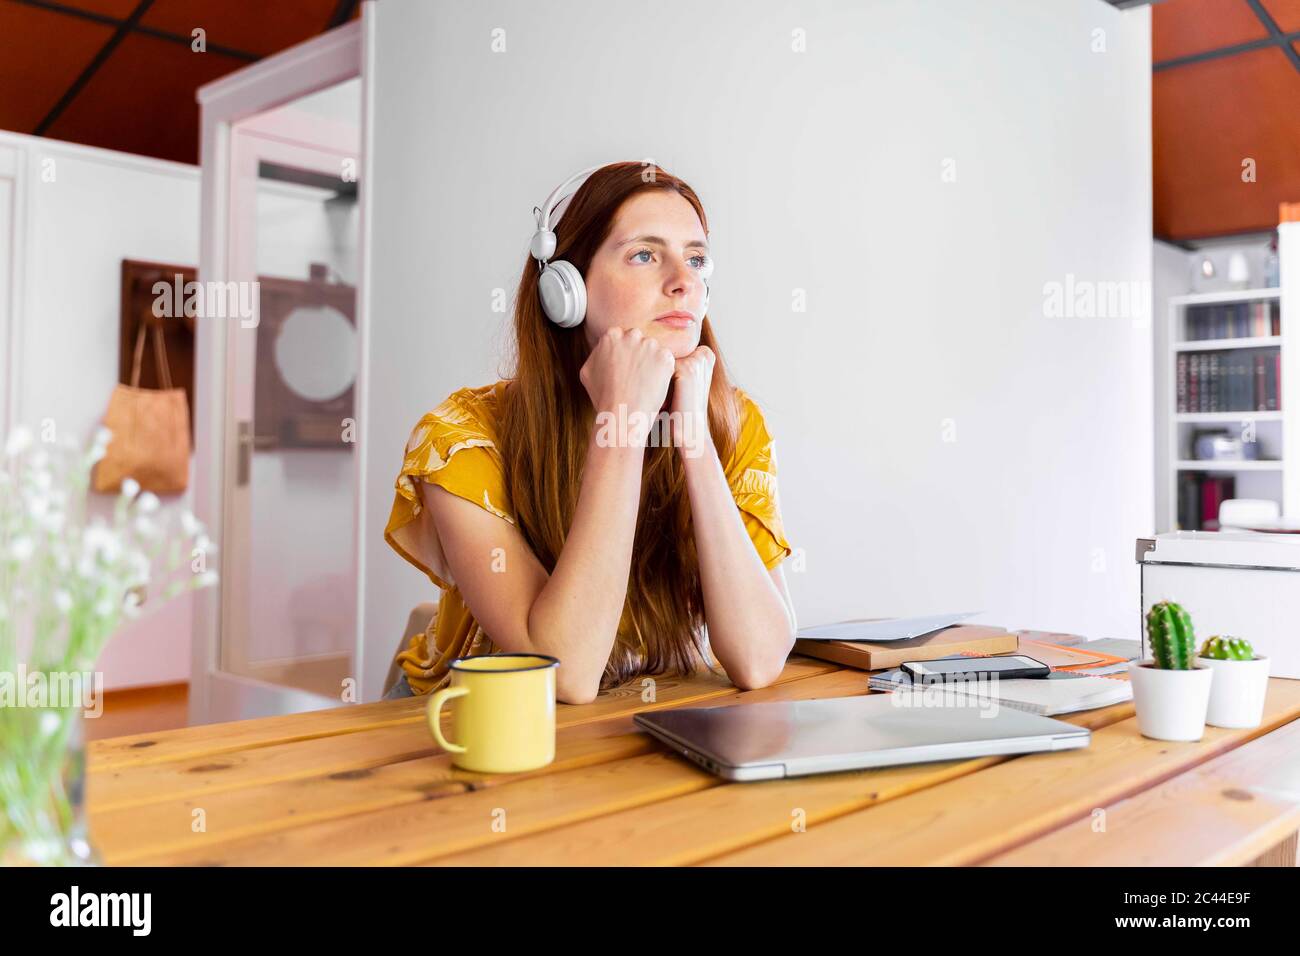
xmin=1177 ymin=473 xmax=1235 ymax=531
xmin=1175 ymin=348 xmax=1280 ymax=413
xmin=1184 ymin=300 xmax=1280 ymax=340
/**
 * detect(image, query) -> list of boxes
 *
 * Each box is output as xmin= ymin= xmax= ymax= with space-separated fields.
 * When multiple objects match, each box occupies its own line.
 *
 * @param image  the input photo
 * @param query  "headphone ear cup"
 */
xmin=538 ymin=260 xmax=586 ymax=328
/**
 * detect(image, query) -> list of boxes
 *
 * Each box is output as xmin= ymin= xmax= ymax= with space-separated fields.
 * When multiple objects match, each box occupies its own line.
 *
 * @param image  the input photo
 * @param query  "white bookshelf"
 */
xmin=1159 ymin=224 xmax=1300 ymax=532
xmin=1159 ymin=283 xmax=1289 ymax=535
xmin=1175 ymin=335 xmax=1280 ymax=352
xmin=1174 ymin=460 xmax=1283 ymax=472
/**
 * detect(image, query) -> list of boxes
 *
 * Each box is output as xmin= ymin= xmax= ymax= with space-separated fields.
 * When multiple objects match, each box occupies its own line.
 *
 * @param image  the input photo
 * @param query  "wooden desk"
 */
xmin=86 ymin=656 xmax=1300 ymax=866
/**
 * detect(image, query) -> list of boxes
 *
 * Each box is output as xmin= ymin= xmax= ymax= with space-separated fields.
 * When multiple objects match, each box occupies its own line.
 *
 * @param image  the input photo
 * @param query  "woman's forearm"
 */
xmin=526 ymin=428 xmax=644 ymax=701
xmin=683 ymin=443 xmax=795 ymax=688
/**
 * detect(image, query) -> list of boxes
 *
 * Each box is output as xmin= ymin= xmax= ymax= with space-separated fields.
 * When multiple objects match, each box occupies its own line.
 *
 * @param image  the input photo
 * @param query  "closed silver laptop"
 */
xmin=633 ymin=693 xmax=1090 ymax=781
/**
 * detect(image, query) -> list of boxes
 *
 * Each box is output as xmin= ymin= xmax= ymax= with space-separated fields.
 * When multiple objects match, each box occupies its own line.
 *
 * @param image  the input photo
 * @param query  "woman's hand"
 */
xmin=670 ymin=345 xmax=715 ymax=457
xmin=579 ymin=327 xmax=676 ymax=435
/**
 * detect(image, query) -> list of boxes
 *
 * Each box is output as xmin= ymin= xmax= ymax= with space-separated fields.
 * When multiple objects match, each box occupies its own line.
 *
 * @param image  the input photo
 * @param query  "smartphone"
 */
xmin=901 ymin=655 xmax=1051 ymax=683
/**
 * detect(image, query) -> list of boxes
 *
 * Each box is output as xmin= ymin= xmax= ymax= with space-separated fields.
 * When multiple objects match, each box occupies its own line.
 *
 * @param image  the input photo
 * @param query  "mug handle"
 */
xmin=427 ymin=686 xmax=469 ymax=754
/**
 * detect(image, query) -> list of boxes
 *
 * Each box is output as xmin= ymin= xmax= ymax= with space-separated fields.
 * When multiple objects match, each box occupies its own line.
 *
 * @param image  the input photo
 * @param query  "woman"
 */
xmin=382 ymin=161 xmax=796 ymax=704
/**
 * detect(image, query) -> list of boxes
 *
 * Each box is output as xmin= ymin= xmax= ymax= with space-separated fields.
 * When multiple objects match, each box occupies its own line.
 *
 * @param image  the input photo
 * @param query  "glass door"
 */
xmin=194 ymin=20 xmax=368 ymax=723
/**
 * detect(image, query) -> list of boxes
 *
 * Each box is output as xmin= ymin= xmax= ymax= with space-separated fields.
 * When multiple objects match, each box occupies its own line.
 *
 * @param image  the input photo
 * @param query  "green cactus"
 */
xmin=1199 ymin=635 xmax=1255 ymax=661
xmin=1146 ymin=601 xmax=1196 ymax=669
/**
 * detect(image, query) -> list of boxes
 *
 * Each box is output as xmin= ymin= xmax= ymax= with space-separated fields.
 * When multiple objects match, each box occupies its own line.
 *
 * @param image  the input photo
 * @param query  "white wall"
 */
xmin=359 ymin=0 xmax=1155 ymax=701
xmin=0 ymin=132 xmax=200 ymax=690
xmin=1152 ymin=238 xmax=1189 ymax=531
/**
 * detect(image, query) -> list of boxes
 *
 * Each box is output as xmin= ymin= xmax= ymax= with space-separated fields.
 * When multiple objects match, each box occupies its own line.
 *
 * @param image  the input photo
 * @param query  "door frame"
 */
xmin=192 ymin=6 xmax=376 ymax=724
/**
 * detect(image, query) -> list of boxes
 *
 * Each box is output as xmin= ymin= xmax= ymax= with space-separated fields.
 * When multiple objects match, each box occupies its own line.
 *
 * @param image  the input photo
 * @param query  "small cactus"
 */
xmin=1199 ymin=635 xmax=1255 ymax=661
xmin=1146 ymin=601 xmax=1196 ymax=669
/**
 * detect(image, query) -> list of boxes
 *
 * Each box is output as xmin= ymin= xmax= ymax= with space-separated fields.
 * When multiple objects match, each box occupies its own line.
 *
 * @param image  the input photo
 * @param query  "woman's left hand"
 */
xmin=670 ymin=345 xmax=715 ymax=457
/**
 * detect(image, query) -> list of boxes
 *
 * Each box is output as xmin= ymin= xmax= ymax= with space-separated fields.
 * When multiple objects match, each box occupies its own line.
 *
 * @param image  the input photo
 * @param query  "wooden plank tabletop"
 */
xmin=86 ymin=656 xmax=1300 ymax=866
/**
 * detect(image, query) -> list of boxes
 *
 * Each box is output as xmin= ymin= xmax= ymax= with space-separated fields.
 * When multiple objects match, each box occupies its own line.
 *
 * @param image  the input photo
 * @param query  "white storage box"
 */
xmin=1137 ymin=531 xmax=1300 ymax=679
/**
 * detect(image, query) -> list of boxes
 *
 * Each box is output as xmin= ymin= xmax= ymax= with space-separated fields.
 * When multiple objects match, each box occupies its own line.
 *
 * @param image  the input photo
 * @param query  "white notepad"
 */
xmin=796 ymin=611 xmax=980 ymax=642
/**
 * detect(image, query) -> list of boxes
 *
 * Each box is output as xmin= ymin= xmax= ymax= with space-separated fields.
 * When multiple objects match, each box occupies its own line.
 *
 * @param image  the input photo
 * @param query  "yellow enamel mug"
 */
xmin=426 ymin=653 xmax=560 ymax=773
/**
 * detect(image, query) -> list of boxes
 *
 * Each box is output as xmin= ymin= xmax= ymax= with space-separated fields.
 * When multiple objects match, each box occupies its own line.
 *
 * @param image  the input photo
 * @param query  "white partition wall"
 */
xmin=1281 ymin=218 xmax=1300 ymax=513
xmin=358 ymin=0 xmax=1155 ymax=700
xmin=0 ymin=131 xmax=200 ymax=690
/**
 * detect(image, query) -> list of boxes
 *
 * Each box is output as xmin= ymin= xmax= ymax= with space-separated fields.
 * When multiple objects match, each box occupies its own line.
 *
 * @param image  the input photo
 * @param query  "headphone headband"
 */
xmin=533 ymin=164 xmax=603 ymax=249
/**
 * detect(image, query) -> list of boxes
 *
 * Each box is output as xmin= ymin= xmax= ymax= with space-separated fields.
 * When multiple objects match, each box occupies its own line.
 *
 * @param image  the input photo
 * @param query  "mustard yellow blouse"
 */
xmin=383 ymin=380 xmax=793 ymax=696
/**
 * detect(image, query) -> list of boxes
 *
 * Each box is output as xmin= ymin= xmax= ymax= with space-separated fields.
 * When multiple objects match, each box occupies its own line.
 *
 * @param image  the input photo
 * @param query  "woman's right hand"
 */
xmin=579 ymin=327 xmax=676 ymax=426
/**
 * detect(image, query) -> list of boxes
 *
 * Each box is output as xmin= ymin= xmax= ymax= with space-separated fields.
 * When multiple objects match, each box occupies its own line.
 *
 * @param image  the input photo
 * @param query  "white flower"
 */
xmin=121 ymin=477 xmax=141 ymax=500
xmin=82 ymin=521 xmax=122 ymax=566
xmin=135 ymin=491 xmax=160 ymax=515
xmin=53 ymin=590 xmax=72 ymax=613
xmin=8 ymin=536 xmax=34 ymax=562
xmin=85 ymin=426 xmax=113 ymax=466
xmin=27 ymin=492 xmax=50 ymax=520
xmin=4 ymin=426 xmax=33 ymax=458
xmin=194 ymin=534 xmax=213 ymax=554
xmin=180 ymin=510 xmax=202 ymax=537
xmin=93 ymin=596 xmax=114 ymax=618
xmin=133 ymin=515 xmax=160 ymax=540
xmin=122 ymin=590 xmax=144 ymax=618
xmin=125 ymin=551 xmax=151 ymax=586
xmin=193 ymin=570 xmax=219 ymax=589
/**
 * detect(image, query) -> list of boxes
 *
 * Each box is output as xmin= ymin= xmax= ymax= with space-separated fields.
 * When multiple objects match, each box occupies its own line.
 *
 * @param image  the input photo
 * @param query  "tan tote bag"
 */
xmin=93 ymin=319 xmax=191 ymax=495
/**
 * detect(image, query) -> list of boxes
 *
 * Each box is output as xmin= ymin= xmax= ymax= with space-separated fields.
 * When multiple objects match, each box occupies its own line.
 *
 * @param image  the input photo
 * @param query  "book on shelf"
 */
xmin=1175 ymin=347 xmax=1280 ymax=413
xmin=1177 ymin=474 xmax=1235 ymax=531
xmin=1185 ymin=299 xmax=1280 ymax=340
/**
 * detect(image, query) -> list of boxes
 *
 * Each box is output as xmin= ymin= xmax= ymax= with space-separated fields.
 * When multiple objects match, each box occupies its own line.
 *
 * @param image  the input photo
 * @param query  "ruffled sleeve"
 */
xmin=383 ymin=387 xmax=514 ymax=591
xmin=726 ymin=390 xmax=793 ymax=570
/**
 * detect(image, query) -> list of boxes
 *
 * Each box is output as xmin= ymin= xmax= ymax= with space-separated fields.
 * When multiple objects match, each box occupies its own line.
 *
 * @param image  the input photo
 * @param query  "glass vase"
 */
xmin=0 ymin=701 xmax=102 ymax=866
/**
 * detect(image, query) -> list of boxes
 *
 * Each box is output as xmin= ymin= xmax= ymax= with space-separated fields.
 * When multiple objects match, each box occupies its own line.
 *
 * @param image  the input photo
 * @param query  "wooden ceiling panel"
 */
xmin=43 ymin=32 xmax=246 ymax=165
xmin=138 ymin=0 xmax=338 ymax=57
xmin=53 ymin=0 xmax=141 ymax=18
xmin=0 ymin=2 xmax=114 ymax=133
xmin=1258 ymin=0 xmax=1300 ymax=31
xmin=1152 ymin=0 xmax=1269 ymax=63
xmin=1154 ymin=45 xmax=1300 ymax=239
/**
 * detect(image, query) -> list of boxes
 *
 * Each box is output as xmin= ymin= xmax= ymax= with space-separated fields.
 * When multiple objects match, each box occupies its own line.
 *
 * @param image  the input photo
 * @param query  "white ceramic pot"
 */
xmin=1196 ymin=655 xmax=1270 ymax=729
xmin=1127 ymin=661 xmax=1213 ymax=741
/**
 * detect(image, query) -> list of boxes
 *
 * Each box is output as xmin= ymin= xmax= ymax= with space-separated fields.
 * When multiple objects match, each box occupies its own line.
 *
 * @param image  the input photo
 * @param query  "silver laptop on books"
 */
xmin=633 ymin=693 xmax=1090 ymax=781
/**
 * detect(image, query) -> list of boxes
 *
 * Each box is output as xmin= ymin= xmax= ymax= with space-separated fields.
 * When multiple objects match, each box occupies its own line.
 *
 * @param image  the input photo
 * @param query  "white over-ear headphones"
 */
xmin=529 ymin=164 xmax=711 ymax=328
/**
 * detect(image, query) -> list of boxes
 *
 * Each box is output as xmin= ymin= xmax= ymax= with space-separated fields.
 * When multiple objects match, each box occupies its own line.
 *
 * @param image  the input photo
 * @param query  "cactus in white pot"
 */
xmin=1197 ymin=636 xmax=1270 ymax=729
xmin=1128 ymin=601 xmax=1214 ymax=741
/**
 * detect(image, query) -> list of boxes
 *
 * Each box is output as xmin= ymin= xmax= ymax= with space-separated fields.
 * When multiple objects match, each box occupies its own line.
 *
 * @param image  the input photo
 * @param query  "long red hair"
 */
xmin=498 ymin=162 xmax=740 ymax=689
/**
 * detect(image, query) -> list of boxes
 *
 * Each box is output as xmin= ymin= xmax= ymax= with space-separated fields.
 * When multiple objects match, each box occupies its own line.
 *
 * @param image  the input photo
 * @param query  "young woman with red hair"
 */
xmin=383 ymin=162 xmax=795 ymax=704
